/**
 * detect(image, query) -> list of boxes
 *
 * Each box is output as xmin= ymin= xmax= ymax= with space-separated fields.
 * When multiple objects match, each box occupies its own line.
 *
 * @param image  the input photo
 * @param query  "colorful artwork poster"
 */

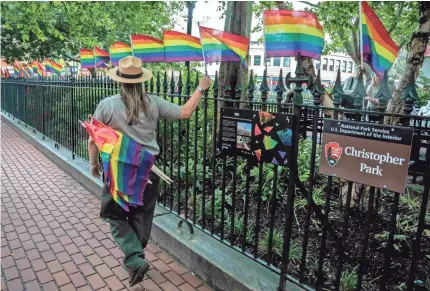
xmin=219 ymin=108 xmax=294 ymax=167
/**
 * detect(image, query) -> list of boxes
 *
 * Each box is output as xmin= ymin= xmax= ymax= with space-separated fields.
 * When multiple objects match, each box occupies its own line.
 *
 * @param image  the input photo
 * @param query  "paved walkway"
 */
xmin=1 ymin=122 xmax=212 ymax=291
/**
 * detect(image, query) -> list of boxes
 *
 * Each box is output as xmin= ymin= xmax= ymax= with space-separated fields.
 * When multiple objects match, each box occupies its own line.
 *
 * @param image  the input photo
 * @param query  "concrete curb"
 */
xmin=2 ymin=113 xmax=309 ymax=291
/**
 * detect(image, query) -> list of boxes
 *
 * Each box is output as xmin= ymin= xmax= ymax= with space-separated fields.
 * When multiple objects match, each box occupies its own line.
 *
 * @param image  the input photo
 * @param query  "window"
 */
xmin=254 ymin=55 xmax=261 ymax=66
xmin=216 ymin=62 xmax=219 ymax=65
xmin=265 ymin=57 xmax=271 ymax=66
xmin=314 ymin=61 xmax=320 ymax=70
xmin=329 ymin=59 xmax=334 ymax=71
xmin=348 ymin=61 xmax=353 ymax=73
xmin=322 ymin=59 xmax=328 ymax=70
xmin=283 ymin=57 xmax=291 ymax=67
xmin=335 ymin=60 xmax=340 ymax=72
xmin=273 ymin=57 xmax=281 ymax=66
xmin=342 ymin=61 xmax=347 ymax=72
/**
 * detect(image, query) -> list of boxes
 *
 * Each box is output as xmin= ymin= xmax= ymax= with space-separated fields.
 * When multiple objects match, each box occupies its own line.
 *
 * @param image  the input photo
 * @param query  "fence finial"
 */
xmin=194 ymin=71 xmax=199 ymax=89
xmin=170 ymin=71 xmax=175 ymax=95
xmin=331 ymin=68 xmax=345 ymax=108
xmin=213 ymin=71 xmax=219 ymax=97
xmin=375 ymin=69 xmax=392 ymax=112
xmin=177 ymin=71 xmax=183 ymax=95
xmin=310 ymin=69 xmax=324 ymax=106
xmin=185 ymin=69 xmax=191 ymax=96
xmin=275 ymin=69 xmax=286 ymax=103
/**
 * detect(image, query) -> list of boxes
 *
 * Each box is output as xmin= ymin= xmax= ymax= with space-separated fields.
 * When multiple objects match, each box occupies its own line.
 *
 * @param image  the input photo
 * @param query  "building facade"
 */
xmin=203 ymin=42 xmax=357 ymax=85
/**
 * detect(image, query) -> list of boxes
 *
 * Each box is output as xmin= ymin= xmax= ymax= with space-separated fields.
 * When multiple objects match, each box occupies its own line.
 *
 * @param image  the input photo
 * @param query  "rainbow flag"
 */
xmin=361 ymin=1 xmax=399 ymax=78
xmin=45 ymin=59 xmax=62 ymax=75
xmin=32 ymin=61 xmax=38 ymax=74
xmin=263 ymin=10 xmax=324 ymax=60
xmin=131 ymin=35 xmax=164 ymax=63
xmin=80 ymin=49 xmax=95 ymax=69
xmin=21 ymin=65 xmax=30 ymax=78
xmin=13 ymin=63 xmax=20 ymax=77
xmin=94 ymin=47 xmax=109 ymax=68
xmin=110 ymin=42 xmax=133 ymax=66
xmin=163 ymin=31 xmax=203 ymax=62
xmin=81 ymin=118 xmax=155 ymax=211
xmin=199 ymin=26 xmax=249 ymax=67
xmin=35 ymin=61 xmax=44 ymax=77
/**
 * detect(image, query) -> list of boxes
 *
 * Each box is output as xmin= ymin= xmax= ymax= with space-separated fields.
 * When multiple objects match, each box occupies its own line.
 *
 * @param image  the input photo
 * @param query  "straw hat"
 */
xmin=107 ymin=56 xmax=152 ymax=84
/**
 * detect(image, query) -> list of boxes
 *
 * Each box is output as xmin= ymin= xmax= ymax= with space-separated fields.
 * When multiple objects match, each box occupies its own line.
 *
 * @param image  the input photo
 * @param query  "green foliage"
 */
xmin=416 ymin=73 xmax=430 ymax=107
xmin=298 ymin=138 xmax=320 ymax=182
xmin=259 ymin=229 xmax=284 ymax=257
xmin=1 ymin=1 xmax=185 ymax=62
xmin=340 ymin=266 xmax=358 ymax=291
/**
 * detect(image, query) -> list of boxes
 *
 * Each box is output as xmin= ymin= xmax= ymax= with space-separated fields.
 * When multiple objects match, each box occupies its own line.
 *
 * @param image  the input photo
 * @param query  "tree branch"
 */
xmin=62 ymin=54 xmax=79 ymax=62
xmin=298 ymin=1 xmax=320 ymax=9
xmin=388 ymin=2 xmax=404 ymax=34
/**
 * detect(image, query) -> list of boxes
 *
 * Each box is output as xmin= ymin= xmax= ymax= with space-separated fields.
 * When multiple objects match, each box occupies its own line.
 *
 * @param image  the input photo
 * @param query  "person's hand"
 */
xmin=90 ymin=163 xmax=102 ymax=178
xmin=199 ymin=76 xmax=211 ymax=90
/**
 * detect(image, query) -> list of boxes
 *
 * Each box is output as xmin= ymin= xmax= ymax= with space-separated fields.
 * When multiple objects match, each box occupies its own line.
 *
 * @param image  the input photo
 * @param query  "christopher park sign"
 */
xmin=319 ymin=119 xmax=414 ymax=193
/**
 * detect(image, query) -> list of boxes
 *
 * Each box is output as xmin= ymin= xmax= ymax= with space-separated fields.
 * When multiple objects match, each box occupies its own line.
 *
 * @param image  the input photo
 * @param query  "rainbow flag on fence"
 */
xmin=110 ymin=42 xmax=133 ymax=66
xmin=81 ymin=118 xmax=156 ymax=212
xmin=131 ymin=35 xmax=165 ymax=63
xmin=21 ymin=65 xmax=30 ymax=78
xmin=263 ymin=10 xmax=324 ymax=60
xmin=13 ymin=63 xmax=20 ymax=77
xmin=45 ymin=59 xmax=62 ymax=75
xmin=199 ymin=26 xmax=249 ymax=68
xmin=94 ymin=47 xmax=109 ymax=68
xmin=34 ymin=61 xmax=44 ymax=77
xmin=163 ymin=31 xmax=203 ymax=62
xmin=32 ymin=61 xmax=38 ymax=74
xmin=80 ymin=49 xmax=95 ymax=69
xmin=361 ymin=1 xmax=399 ymax=78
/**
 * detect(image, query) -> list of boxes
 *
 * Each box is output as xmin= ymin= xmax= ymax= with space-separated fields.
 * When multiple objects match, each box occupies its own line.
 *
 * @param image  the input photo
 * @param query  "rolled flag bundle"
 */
xmin=80 ymin=118 xmax=172 ymax=211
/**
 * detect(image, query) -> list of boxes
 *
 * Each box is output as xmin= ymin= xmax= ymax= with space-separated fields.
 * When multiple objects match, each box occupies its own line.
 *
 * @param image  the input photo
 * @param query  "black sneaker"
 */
xmin=129 ymin=260 xmax=150 ymax=287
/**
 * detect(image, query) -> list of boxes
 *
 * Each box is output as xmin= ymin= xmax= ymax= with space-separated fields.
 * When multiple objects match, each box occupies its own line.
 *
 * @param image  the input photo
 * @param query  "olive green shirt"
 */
xmin=93 ymin=94 xmax=182 ymax=155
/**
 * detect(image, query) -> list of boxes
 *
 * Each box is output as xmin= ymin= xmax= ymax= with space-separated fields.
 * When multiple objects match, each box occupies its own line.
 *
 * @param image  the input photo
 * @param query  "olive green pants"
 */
xmin=100 ymin=173 xmax=160 ymax=273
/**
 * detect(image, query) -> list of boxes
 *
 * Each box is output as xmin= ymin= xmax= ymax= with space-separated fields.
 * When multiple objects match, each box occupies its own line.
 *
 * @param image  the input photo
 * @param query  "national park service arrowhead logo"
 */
xmin=325 ymin=142 xmax=343 ymax=167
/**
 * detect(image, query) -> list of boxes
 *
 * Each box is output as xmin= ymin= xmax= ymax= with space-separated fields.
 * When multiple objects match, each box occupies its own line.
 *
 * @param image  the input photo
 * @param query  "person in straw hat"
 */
xmin=87 ymin=56 xmax=211 ymax=286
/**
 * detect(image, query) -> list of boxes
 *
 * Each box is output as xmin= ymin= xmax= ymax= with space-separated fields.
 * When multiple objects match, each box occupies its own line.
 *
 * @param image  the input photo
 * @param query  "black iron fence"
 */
xmin=1 ymin=67 xmax=429 ymax=291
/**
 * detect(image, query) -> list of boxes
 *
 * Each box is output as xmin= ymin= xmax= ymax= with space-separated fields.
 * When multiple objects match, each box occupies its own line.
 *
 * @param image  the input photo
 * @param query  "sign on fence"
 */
xmin=319 ymin=119 xmax=414 ymax=193
xmin=220 ymin=108 xmax=294 ymax=167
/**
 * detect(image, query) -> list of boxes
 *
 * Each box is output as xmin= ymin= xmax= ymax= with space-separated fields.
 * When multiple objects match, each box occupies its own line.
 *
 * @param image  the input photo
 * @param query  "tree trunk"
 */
xmin=386 ymin=2 xmax=430 ymax=125
xmin=219 ymin=1 xmax=253 ymax=102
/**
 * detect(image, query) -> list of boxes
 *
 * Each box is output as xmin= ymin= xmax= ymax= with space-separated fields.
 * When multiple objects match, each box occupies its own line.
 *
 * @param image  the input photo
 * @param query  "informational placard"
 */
xmin=319 ymin=119 xmax=414 ymax=193
xmin=220 ymin=108 xmax=294 ymax=167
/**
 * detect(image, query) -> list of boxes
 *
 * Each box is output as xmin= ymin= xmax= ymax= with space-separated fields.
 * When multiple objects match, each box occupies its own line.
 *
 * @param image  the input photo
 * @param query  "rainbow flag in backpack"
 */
xmin=361 ymin=1 xmax=399 ymax=78
xmin=81 ymin=118 xmax=156 ymax=211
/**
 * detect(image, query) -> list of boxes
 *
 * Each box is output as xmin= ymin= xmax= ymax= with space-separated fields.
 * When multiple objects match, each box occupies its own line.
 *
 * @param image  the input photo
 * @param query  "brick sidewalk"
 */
xmin=1 ymin=122 xmax=212 ymax=291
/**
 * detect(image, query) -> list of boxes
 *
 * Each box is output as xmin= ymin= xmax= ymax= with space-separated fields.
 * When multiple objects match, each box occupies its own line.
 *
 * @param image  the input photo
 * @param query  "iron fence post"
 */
xmin=375 ymin=70 xmax=391 ymax=124
xmin=275 ymin=69 xmax=286 ymax=113
xmin=401 ymin=80 xmax=418 ymax=126
xmin=71 ymin=76 xmax=76 ymax=159
xmin=259 ymin=69 xmax=269 ymax=111
xmin=247 ymin=70 xmax=255 ymax=110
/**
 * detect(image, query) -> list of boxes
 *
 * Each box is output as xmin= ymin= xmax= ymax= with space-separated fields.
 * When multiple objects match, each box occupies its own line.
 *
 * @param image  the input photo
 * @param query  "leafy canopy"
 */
xmin=1 ymin=1 xmax=185 ymax=63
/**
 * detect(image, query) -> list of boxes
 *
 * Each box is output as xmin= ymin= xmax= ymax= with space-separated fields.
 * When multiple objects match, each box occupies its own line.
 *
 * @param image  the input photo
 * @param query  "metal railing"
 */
xmin=1 ymin=68 xmax=429 ymax=291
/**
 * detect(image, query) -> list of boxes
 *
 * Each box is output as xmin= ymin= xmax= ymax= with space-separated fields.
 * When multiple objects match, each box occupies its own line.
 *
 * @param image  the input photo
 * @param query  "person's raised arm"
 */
xmin=179 ymin=76 xmax=211 ymax=119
